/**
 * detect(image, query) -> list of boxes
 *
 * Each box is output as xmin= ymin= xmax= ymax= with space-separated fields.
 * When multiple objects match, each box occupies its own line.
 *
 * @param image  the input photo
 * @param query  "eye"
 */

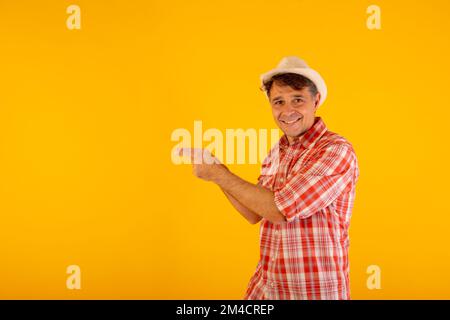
xmin=293 ymin=98 xmax=304 ymax=103
xmin=274 ymin=100 xmax=283 ymax=105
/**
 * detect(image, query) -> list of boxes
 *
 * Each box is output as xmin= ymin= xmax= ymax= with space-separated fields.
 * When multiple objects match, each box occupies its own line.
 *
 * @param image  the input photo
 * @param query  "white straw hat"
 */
xmin=260 ymin=56 xmax=328 ymax=107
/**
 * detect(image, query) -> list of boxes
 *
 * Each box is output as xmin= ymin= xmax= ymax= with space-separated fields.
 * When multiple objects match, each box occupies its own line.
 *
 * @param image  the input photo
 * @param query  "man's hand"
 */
xmin=177 ymin=148 xmax=228 ymax=182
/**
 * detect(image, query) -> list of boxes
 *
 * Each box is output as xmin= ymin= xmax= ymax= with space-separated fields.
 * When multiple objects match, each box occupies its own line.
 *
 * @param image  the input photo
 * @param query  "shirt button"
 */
xmin=271 ymin=257 xmax=276 ymax=262
xmin=271 ymin=282 xmax=275 ymax=288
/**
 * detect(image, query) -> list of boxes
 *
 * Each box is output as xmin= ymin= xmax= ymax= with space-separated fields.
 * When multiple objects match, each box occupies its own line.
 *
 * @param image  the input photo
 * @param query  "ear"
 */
xmin=314 ymin=92 xmax=321 ymax=110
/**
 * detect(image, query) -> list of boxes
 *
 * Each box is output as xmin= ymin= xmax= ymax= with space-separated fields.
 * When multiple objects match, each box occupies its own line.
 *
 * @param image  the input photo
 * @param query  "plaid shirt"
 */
xmin=243 ymin=116 xmax=359 ymax=300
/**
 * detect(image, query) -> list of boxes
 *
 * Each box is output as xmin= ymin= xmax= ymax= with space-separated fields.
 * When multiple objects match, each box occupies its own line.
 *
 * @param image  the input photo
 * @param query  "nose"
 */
xmin=278 ymin=102 xmax=302 ymax=122
xmin=280 ymin=101 xmax=298 ymax=114
xmin=281 ymin=100 xmax=298 ymax=111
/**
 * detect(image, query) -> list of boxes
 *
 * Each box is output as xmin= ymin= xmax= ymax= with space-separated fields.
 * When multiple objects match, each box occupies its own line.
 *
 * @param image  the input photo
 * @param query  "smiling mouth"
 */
xmin=280 ymin=117 xmax=302 ymax=125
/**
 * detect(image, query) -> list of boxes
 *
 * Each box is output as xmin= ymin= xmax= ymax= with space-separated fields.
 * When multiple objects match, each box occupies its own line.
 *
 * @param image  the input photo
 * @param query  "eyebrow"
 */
xmin=271 ymin=94 xmax=306 ymax=102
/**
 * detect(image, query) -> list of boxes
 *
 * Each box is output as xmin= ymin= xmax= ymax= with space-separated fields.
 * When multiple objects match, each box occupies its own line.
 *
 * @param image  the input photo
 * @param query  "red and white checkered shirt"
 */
xmin=243 ymin=116 xmax=360 ymax=300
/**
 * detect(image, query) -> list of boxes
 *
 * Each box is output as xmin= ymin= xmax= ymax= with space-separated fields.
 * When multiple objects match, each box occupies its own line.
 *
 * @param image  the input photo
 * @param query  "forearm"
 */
xmin=220 ymin=188 xmax=262 ymax=224
xmin=214 ymin=168 xmax=286 ymax=224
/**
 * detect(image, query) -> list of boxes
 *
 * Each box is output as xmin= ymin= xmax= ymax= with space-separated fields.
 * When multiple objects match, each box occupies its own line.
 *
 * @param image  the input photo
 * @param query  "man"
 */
xmin=179 ymin=56 xmax=360 ymax=300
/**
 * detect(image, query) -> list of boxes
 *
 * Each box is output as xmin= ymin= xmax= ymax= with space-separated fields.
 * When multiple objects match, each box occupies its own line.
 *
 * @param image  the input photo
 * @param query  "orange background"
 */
xmin=0 ymin=0 xmax=449 ymax=299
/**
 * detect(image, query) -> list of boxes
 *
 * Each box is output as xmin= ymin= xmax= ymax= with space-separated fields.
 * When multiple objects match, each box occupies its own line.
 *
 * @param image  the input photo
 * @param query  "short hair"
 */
xmin=262 ymin=73 xmax=318 ymax=99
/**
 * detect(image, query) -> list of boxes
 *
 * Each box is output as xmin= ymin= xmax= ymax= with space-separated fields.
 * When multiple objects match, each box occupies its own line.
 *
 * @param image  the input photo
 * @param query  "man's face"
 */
xmin=269 ymin=81 xmax=320 ymax=144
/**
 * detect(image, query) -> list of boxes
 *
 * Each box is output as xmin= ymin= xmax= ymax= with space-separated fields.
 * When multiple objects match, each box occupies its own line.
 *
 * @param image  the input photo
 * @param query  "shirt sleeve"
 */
xmin=273 ymin=143 xmax=356 ymax=223
xmin=256 ymin=148 xmax=277 ymax=188
xmin=256 ymin=176 xmax=263 ymax=187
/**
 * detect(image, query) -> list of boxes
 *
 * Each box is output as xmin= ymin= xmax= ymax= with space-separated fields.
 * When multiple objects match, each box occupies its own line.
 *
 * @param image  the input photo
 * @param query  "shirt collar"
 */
xmin=279 ymin=116 xmax=328 ymax=150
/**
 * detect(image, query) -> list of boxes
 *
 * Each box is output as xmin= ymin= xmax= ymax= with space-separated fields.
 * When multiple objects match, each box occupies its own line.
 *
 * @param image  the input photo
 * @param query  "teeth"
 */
xmin=282 ymin=118 xmax=301 ymax=124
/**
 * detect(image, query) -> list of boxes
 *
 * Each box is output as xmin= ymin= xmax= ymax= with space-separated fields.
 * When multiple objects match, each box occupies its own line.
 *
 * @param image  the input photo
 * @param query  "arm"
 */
xmin=273 ymin=143 xmax=356 ymax=222
xmin=213 ymin=168 xmax=286 ymax=224
xmin=220 ymin=187 xmax=262 ymax=225
xmin=178 ymin=147 xmax=285 ymax=224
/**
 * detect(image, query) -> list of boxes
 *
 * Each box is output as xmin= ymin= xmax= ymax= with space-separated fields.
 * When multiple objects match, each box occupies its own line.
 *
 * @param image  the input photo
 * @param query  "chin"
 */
xmin=283 ymin=127 xmax=304 ymax=137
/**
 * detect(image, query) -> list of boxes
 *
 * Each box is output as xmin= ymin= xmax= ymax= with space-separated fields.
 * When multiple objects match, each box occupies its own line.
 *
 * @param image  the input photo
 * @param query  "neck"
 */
xmin=287 ymin=133 xmax=303 ymax=145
